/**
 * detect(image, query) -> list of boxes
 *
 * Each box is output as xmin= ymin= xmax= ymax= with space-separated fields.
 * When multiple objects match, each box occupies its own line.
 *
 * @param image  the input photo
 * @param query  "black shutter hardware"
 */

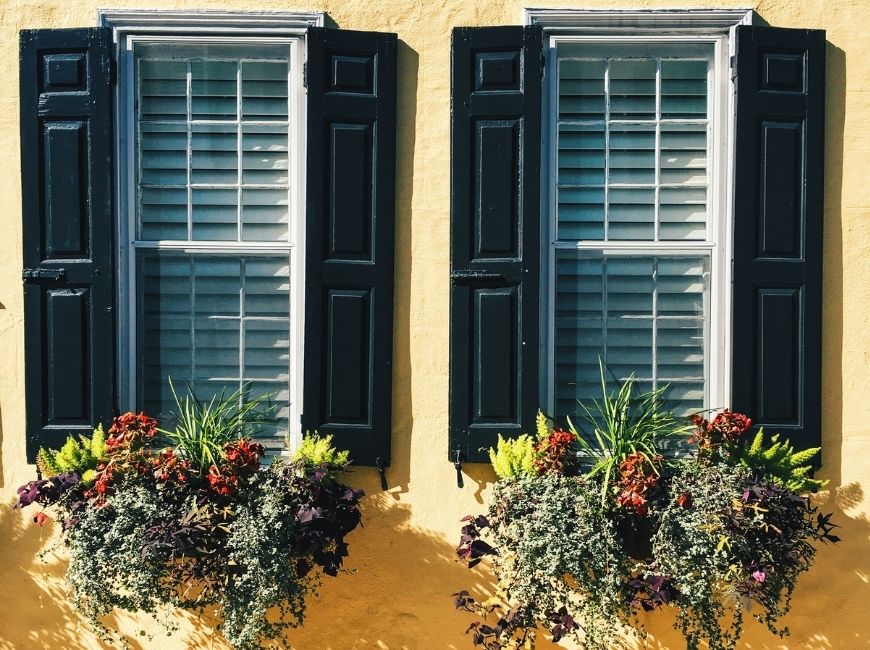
xmin=20 ymin=28 xmax=116 ymax=462
xmin=302 ymin=27 xmax=398 ymax=469
xmin=731 ymin=26 xmax=826 ymax=457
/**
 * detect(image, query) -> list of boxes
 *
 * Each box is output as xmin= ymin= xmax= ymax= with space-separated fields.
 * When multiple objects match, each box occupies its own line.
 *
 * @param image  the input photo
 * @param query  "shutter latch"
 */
xmin=375 ymin=456 xmax=389 ymax=491
xmin=453 ymin=449 xmax=464 ymax=489
xmin=23 ymin=268 xmax=65 ymax=281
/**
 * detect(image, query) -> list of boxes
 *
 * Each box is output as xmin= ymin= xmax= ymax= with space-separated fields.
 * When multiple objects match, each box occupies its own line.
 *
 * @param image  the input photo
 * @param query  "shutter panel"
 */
xmin=20 ymin=28 xmax=116 ymax=462
xmin=450 ymin=26 xmax=543 ymax=463
xmin=303 ymin=27 xmax=397 ymax=467
xmin=732 ymin=26 xmax=825 ymax=455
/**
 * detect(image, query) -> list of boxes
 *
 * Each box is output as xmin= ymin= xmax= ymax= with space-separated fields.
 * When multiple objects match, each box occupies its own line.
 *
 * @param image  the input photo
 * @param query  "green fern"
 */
xmin=489 ymin=433 xmax=537 ymax=480
xmin=36 ymin=425 xmax=106 ymax=481
xmin=292 ymin=432 xmax=350 ymax=469
xmin=734 ymin=429 xmax=827 ymax=492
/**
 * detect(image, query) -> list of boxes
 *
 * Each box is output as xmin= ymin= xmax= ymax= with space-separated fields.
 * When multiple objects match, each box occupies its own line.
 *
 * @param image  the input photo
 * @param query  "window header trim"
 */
xmin=525 ymin=8 xmax=754 ymax=33
xmin=98 ymin=9 xmax=325 ymax=35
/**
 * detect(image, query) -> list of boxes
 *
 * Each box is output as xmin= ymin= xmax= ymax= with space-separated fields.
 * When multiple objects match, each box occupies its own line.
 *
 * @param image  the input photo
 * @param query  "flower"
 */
xmin=33 ymin=511 xmax=50 ymax=526
xmin=677 ymin=492 xmax=693 ymax=508
xmin=752 ymin=570 xmax=766 ymax=583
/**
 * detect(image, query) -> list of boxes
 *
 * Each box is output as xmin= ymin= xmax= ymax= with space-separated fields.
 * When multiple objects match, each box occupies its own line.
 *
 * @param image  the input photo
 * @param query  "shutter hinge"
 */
xmin=540 ymin=52 xmax=546 ymax=78
xmin=729 ymin=54 xmax=738 ymax=82
xmin=302 ymin=62 xmax=307 ymax=88
xmin=110 ymin=58 xmax=118 ymax=86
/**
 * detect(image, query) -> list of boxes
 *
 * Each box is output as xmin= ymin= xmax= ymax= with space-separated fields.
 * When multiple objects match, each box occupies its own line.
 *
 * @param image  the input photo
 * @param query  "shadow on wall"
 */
xmin=0 ymin=489 xmax=562 ymax=650
xmin=386 ymin=38 xmax=419 ymax=499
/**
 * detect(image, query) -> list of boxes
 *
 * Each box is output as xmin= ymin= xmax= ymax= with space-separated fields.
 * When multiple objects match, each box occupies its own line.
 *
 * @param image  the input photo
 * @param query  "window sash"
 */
xmin=543 ymin=34 xmax=733 ymax=420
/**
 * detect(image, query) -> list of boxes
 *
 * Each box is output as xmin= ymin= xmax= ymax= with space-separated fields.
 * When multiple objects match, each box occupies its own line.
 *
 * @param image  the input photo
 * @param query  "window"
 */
xmin=547 ymin=39 xmax=730 ymax=421
xmin=119 ymin=36 xmax=305 ymax=450
xmin=20 ymin=16 xmax=398 ymax=465
xmin=449 ymin=14 xmax=825 ymax=461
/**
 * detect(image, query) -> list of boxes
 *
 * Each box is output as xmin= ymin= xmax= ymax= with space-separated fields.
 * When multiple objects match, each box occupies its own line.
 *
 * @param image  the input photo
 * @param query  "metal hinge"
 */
xmin=302 ymin=62 xmax=307 ymax=88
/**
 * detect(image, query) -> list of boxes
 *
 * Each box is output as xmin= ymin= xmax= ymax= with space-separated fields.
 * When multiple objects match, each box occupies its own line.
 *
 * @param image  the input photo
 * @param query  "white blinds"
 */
xmin=133 ymin=42 xmax=294 ymax=446
xmin=139 ymin=254 xmax=291 ymax=446
xmin=138 ymin=50 xmax=291 ymax=242
xmin=553 ymin=42 xmax=714 ymax=420
xmin=554 ymin=253 xmax=708 ymax=417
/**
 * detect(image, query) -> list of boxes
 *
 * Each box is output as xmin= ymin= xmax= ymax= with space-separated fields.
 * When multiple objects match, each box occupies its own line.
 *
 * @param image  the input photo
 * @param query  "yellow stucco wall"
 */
xmin=0 ymin=0 xmax=868 ymax=648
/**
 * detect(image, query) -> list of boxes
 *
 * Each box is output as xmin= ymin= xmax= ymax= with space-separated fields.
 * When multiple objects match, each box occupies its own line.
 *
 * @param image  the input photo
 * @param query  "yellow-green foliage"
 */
xmin=36 ymin=425 xmax=106 ymax=480
xmin=489 ymin=433 xmax=537 ymax=479
xmin=292 ymin=432 xmax=350 ymax=468
xmin=535 ymin=409 xmax=551 ymax=441
xmin=735 ymin=429 xmax=827 ymax=493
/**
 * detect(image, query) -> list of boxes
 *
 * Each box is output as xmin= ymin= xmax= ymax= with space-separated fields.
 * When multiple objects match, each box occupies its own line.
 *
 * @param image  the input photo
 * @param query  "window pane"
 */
xmin=554 ymin=252 xmax=708 ymax=420
xmin=138 ymin=252 xmax=291 ymax=447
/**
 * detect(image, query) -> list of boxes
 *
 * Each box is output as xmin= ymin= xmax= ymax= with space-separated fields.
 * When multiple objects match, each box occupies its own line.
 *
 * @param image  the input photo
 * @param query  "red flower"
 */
xmin=689 ymin=409 xmax=752 ymax=455
xmin=677 ymin=492 xmax=693 ymax=509
xmin=107 ymin=411 xmax=158 ymax=451
xmin=616 ymin=453 xmax=661 ymax=515
xmin=33 ymin=511 xmax=50 ymax=527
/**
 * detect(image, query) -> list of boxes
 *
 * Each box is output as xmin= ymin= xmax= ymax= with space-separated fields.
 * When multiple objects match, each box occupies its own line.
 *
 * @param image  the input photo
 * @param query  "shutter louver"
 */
xmin=731 ymin=26 xmax=825 ymax=455
xmin=20 ymin=28 xmax=116 ymax=461
xmin=302 ymin=27 xmax=397 ymax=467
xmin=449 ymin=26 xmax=543 ymax=463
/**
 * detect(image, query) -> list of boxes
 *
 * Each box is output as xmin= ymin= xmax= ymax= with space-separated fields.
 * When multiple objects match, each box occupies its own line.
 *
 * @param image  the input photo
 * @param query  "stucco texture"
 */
xmin=0 ymin=0 xmax=868 ymax=648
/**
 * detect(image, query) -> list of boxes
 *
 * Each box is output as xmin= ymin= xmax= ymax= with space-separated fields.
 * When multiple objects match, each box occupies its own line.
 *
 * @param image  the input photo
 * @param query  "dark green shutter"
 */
xmin=449 ymin=26 xmax=543 ymax=463
xmin=303 ymin=27 xmax=397 ymax=467
xmin=20 ymin=28 xmax=116 ymax=462
xmin=732 ymin=26 xmax=826 ymax=455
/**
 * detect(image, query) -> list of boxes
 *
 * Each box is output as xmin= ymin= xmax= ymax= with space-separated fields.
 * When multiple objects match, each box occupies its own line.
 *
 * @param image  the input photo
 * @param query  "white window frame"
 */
xmin=101 ymin=11 xmax=323 ymax=447
xmin=526 ymin=8 xmax=754 ymax=417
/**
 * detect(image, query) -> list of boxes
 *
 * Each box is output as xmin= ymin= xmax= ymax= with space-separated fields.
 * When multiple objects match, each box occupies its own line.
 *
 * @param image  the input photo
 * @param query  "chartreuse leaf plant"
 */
xmin=454 ymin=361 xmax=839 ymax=650
xmin=36 ymin=425 xmax=107 ymax=482
xmin=732 ymin=429 xmax=827 ymax=492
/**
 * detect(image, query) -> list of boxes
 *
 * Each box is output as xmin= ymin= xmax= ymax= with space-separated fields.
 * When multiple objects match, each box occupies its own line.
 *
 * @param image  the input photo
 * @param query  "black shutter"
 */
xmin=449 ymin=26 xmax=543 ymax=463
xmin=20 ymin=28 xmax=116 ymax=462
xmin=732 ymin=26 xmax=825 ymax=455
xmin=303 ymin=27 xmax=397 ymax=467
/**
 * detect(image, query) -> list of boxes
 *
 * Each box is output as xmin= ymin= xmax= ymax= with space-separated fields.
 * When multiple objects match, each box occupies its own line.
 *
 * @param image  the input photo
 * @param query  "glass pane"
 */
xmin=191 ymin=124 xmax=237 ymax=185
xmin=608 ymin=188 xmax=654 ymax=240
xmin=559 ymin=59 xmax=606 ymax=120
xmin=191 ymin=60 xmax=237 ymax=121
xmin=243 ymin=124 xmax=289 ymax=185
xmin=241 ymin=61 xmax=289 ymax=121
xmin=661 ymin=60 xmax=708 ymax=119
xmin=608 ymin=124 xmax=655 ymax=185
xmin=609 ymin=59 xmax=656 ymax=120
xmin=554 ymin=251 xmax=708 ymax=420
xmin=138 ymin=59 xmax=187 ymax=121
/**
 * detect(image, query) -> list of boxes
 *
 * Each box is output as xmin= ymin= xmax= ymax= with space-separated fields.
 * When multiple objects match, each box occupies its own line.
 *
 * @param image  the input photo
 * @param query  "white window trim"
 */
xmin=103 ymin=12 xmax=316 ymax=449
xmin=533 ymin=9 xmax=749 ymax=418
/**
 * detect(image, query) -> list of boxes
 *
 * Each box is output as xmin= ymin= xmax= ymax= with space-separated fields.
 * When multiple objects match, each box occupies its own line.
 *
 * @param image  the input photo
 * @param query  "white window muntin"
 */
xmin=117 ymin=33 xmax=306 ymax=447
xmin=543 ymin=34 xmax=733 ymax=419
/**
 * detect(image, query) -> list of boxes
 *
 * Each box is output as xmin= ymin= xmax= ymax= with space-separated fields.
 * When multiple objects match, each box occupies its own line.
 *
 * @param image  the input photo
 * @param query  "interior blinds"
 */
xmin=134 ymin=43 xmax=294 ymax=446
xmin=554 ymin=42 xmax=713 ymax=421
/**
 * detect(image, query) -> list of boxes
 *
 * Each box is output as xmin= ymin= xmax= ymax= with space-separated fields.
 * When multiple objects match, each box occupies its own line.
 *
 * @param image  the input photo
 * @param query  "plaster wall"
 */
xmin=0 ymin=0 xmax=867 ymax=648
